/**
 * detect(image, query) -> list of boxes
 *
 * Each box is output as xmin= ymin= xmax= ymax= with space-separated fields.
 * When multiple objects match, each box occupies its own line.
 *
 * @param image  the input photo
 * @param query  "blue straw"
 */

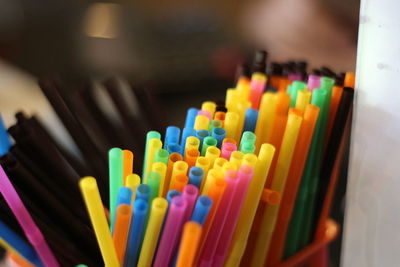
xmin=0 ymin=115 xmax=11 ymax=156
xmin=184 ymin=108 xmax=199 ymax=128
xmin=188 ymin=167 xmax=204 ymax=189
xmin=164 ymin=126 xmax=181 ymax=150
xmin=124 ymin=199 xmax=149 ymax=266
xmin=0 ymin=220 xmax=43 ymax=266
xmin=191 ymin=196 xmax=213 ymax=225
xmin=180 ymin=127 xmax=196 ymax=154
xmin=112 ymin=187 xmax=133 ymax=232
xmin=243 ymin=108 xmax=259 ymax=133
xmin=167 ymin=143 xmax=181 ymax=154
xmin=135 ymin=184 xmax=150 ymax=203
xmin=166 ymin=190 xmax=181 ymax=204
xmin=212 ymin=127 xmax=226 ymax=148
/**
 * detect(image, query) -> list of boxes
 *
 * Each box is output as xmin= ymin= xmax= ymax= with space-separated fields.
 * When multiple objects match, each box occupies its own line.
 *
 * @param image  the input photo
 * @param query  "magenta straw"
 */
xmin=198 ymin=170 xmax=239 ymax=267
xmin=0 ymin=165 xmax=59 ymax=267
xmin=153 ymin=196 xmax=187 ymax=267
xmin=307 ymin=74 xmax=320 ymax=91
xmin=221 ymin=142 xmax=237 ymax=160
xmin=213 ymin=165 xmax=254 ymax=267
xmin=182 ymin=184 xmax=199 ymax=222
xmin=288 ymin=73 xmax=303 ymax=82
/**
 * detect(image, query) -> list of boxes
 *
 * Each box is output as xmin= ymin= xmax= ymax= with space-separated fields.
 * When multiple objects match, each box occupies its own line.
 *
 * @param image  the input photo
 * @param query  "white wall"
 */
xmin=342 ymin=0 xmax=400 ymax=266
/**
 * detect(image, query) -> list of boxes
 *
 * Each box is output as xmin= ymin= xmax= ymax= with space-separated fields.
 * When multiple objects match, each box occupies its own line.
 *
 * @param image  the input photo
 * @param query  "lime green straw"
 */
xmin=240 ymin=142 xmax=256 ymax=154
xmin=284 ymin=89 xmax=328 ymax=258
xmin=142 ymin=131 xmax=161 ymax=177
xmin=239 ymin=131 xmax=256 ymax=151
xmin=147 ymin=172 xmax=161 ymax=203
xmin=154 ymin=149 xmax=169 ymax=166
xmin=109 ymin=147 xmax=123 ymax=230
xmin=201 ymin=136 xmax=218 ymax=156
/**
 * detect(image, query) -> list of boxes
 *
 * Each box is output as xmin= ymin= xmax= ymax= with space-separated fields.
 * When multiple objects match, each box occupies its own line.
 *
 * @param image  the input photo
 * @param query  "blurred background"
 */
xmin=0 ymin=0 xmax=359 ymax=265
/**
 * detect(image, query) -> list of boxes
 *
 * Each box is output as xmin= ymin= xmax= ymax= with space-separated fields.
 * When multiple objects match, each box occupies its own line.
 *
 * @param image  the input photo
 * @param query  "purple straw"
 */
xmin=0 ymin=165 xmax=59 ymax=267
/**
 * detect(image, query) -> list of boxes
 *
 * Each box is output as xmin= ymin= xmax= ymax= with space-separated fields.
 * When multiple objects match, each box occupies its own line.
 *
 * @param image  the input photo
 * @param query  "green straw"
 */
xmin=240 ymin=142 xmax=256 ymax=154
xmin=201 ymin=136 xmax=218 ymax=156
xmin=142 ymin=131 xmax=161 ymax=178
xmin=284 ymin=89 xmax=328 ymax=258
xmin=239 ymin=131 xmax=256 ymax=151
xmin=109 ymin=147 xmax=123 ymax=230
xmin=154 ymin=149 xmax=169 ymax=166
xmin=147 ymin=171 xmax=161 ymax=203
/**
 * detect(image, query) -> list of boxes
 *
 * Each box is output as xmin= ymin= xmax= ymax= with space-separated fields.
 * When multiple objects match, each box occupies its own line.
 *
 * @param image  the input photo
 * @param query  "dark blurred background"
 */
xmin=0 ymin=0 xmax=359 ymax=265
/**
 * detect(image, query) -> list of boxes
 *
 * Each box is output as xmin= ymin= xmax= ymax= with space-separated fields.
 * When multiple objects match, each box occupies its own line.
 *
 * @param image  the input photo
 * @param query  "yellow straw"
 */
xmin=137 ymin=198 xmax=168 ymax=267
xmin=295 ymin=90 xmax=312 ymax=112
xmin=254 ymin=92 xmax=277 ymax=153
xmin=125 ymin=174 xmax=141 ymax=202
xmin=185 ymin=136 xmax=200 ymax=153
xmin=213 ymin=157 xmax=228 ymax=170
xmin=225 ymin=144 xmax=275 ymax=267
xmin=79 ymin=177 xmax=119 ymax=267
xmin=229 ymin=151 xmax=244 ymax=169
xmin=205 ymin=146 xmax=220 ymax=168
xmin=242 ymin=153 xmax=258 ymax=168
xmin=195 ymin=157 xmax=210 ymax=190
xmin=201 ymin=168 xmax=224 ymax=195
xmin=250 ymin=113 xmax=303 ymax=267
xmin=194 ymin=115 xmax=209 ymax=131
xmin=224 ymin=112 xmax=239 ymax=141
xmin=169 ymin=161 xmax=188 ymax=189
xmin=201 ymin=101 xmax=217 ymax=117
xmin=145 ymin=139 xmax=162 ymax=183
xmin=151 ymin=162 xmax=167 ymax=197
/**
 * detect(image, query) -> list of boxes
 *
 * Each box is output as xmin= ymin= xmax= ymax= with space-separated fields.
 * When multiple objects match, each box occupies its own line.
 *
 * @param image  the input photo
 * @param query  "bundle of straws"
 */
xmin=0 ymin=51 xmax=355 ymax=267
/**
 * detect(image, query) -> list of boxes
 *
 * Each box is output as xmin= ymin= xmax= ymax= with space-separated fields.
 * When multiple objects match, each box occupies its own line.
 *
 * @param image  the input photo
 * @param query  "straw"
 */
xmin=147 ymin=172 xmax=161 ymax=203
xmin=151 ymin=162 xmax=167 ymax=197
xmin=124 ymin=199 xmax=149 ymax=266
xmin=144 ymin=139 xmax=163 ymax=183
xmin=191 ymin=196 xmax=213 ymax=225
xmin=142 ymin=131 xmax=161 ymax=179
xmin=79 ymin=177 xmax=117 ymax=267
xmin=109 ymin=147 xmax=123 ymax=230
xmin=125 ymin=174 xmax=141 ymax=202
xmin=122 ymin=150 xmax=133 ymax=184
xmin=176 ymin=222 xmax=203 ymax=267
xmin=153 ymin=196 xmax=187 ymax=267
xmin=113 ymin=204 xmax=131 ymax=264
xmin=188 ymin=166 xmax=204 ymax=189
xmin=137 ymin=198 xmax=168 ymax=267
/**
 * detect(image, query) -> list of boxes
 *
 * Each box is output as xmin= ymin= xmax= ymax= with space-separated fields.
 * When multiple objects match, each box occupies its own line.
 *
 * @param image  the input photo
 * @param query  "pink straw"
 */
xmin=221 ymin=142 xmax=237 ymax=160
xmin=197 ymin=110 xmax=212 ymax=120
xmin=249 ymin=79 xmax=266 ymax=110
xmin=198 ymin=170 xmax=239 ymax=267
xmin=182 ymin=184 xmax=199 ymax=222
xmin=0 ymin=165 xmax=59 ymax=267
xmin=153 ymin=196 xmax=187 ymax=267
xmin=307 ymin=74 xmax=320 ymax=91
xmin=212 ymin=165 xmax=254 ymax=267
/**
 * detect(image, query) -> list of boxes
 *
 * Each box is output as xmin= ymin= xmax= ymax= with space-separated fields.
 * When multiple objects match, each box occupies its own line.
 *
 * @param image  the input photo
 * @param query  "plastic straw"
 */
xmin=109 ymin=147 xmax=123 ymax=229
xmin=147 ymin=172 xmax=161 ymax=203
xmin=124 ymin=199 xmax=149 ymax=266
xmin=164 ymin=153 xmax=183 ymax=197
xmin=224 ymin=112 xmax=239 ymax=141
xmin=113 ymin=204 xmax=132 ymax=264
xmin=137 ymin=198 xmax=168 ymax=267
xmin=213 ymin=165 xmax=254 ymax=266
xmin=79 ymin=177 xmax=117 ymax=267
xmin=142 ymin=131 xmax=161 ymax=178
xmin=122 ymin=150 xmax=133 ymax=184
xmin=153 ymin=196 xmax=187 ymax=267
xmin=250 ymin=113 xmax=302 ymax=267
xmin=188 ymin=167 xmax=204 ymax=189
xmin=176 ymin=222 xmax=202 ymax=267
xmin=267 ymin=104 xmax=319 ymax=265
xmin=185 ymin=108 xmax=199 ymax=128
xmin=191 ymin=196 xmax=213 ymax=225
xmin=125 ymin=174 xmax=141 ymax=202
xmin=145 ymin=139 xmax=163 ymax=183
xmin=151 ymin=162 xmax=167 ymax=197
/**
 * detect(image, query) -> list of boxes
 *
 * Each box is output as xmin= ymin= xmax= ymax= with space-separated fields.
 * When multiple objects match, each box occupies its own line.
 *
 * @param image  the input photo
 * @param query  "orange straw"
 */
xmin=325 ymin=86 xmax=343 ymax=149
xmin=170 ymin=174 xmax=189 ymax=192
xmin=222 ymin=138 xmax=237 ymax=146
xmin=8 ymin=252 xmax=36 ymax=267
xmin=113 ymin=204 xmax=132 ymax=264
xmin=266 ymin=104 xmax=320 ymax=265
xmin=123 ymin=150 xmax=134 ymax=184
xmin=214 ymin=112 xmax=226 ymax=127
xmin=185 ymin=149 xmax=200 ymax=169
xmin=176 ymin=222 xmax=203 ymax=267
xmin=164 ymin=153 xmax=183 ymax=196
xmin=343 ymin=72 xmax=355 ymax=88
